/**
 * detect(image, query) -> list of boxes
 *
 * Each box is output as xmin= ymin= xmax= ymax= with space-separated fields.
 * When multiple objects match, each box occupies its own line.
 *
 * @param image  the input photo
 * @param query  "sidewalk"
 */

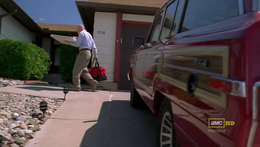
xmin=0 ymin=84 xmax=156 ymax=147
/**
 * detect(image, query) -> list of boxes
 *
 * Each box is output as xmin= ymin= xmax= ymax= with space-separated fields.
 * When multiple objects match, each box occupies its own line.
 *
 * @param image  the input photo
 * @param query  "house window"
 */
xmin=53 ymin=39 xmax=61 ymax=67
xmin=54 ymin=45 xmax=60 ymax=66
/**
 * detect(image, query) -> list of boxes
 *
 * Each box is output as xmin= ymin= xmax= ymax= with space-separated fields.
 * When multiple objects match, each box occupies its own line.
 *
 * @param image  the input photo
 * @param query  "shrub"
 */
xmin=0 ymin=39 xmax=51 ymax=80
xmin=58 ymin=44 xmax=93 ymax=83
xmin=58 ymin=44 xmax=78 ymax=82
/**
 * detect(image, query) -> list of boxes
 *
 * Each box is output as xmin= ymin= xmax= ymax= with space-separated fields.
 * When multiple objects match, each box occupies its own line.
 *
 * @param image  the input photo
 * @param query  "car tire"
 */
xmin=130 ymin=83 xmax=146 ymax=109
xmin=157 ymin=98 xmax=178 ymax=147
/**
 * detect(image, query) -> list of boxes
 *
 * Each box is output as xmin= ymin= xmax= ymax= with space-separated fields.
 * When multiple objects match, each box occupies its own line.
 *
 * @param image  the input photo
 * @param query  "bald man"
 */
xmin=66 ymin=25 xmax=99 ymax=92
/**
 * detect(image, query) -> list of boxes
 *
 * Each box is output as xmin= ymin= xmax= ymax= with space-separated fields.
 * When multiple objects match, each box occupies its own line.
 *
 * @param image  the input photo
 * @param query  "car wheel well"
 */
xmin=154 ymin=91 xmax=165 ymax=115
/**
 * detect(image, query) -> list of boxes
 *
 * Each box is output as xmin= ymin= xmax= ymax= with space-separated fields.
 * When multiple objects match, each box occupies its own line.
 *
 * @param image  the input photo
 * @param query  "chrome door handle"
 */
xmin=160 ymin=39 xmax=169 ymax=45
xmin=144 ymin=43 xmax=152 ymax=48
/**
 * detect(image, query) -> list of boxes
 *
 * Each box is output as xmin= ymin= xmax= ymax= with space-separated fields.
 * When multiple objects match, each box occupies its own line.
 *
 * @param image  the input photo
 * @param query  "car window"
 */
xmin=181 ymin=0 xmax=240 ymax=32
xmin=253 ymin=0 xmax=260 ymax=11
xmin=160 ymin=0 xmax=178 ymax=39
xmin=149 ymin=12 xmax=164 ymax=42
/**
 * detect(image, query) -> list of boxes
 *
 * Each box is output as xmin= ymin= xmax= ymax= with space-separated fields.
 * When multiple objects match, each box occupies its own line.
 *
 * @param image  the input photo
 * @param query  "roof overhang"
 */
xmin=37 ymin=23 xmax=78 ymax=37
xmin=75 ymin=1 xmax=162 ymax=32
xmin=76 ymin=1 xmax=161 ymax=16
xmin=41 ymin=29 xmax=77 ymax=37
xmin=0 ymin=0 xmax=42 ymax=33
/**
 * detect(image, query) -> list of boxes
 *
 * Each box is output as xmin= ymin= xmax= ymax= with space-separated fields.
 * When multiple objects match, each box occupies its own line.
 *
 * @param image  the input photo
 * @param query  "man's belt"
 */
xmin=80 ymin=48 xmax=90 ymax=51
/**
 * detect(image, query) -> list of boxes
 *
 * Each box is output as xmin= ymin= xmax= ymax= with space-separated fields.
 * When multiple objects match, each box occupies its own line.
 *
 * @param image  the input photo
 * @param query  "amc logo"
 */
xmin=208 ymin=118 xmax=235 ymax=128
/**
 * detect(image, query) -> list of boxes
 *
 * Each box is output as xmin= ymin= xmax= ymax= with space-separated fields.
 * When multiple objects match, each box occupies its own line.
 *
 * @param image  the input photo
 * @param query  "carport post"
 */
xmin=0 ymin=9 xmax=17 ymax=40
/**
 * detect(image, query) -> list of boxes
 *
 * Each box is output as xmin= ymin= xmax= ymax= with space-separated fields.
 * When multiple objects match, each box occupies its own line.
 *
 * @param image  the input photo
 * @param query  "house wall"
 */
xmin=0 ymin=7 xmax=35 ymax=42
xmin=93 ymin=12 xmax=117 ymax=82
xmin=93 ymin=12 xmax=154 ymax=83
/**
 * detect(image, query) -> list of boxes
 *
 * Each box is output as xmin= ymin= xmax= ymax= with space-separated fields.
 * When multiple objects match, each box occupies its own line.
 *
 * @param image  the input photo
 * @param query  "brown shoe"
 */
xmin=69 ymin=87 xmax=81 ymax=92
xmin=92 ymin=81 xmax=99 ymax=92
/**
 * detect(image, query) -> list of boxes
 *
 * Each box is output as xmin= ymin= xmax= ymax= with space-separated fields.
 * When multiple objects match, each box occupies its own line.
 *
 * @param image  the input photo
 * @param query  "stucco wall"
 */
xmin=0 ymin=7 xmax=35 ymax=42
xmin=93 ymin=12 xmax=117 ymax=82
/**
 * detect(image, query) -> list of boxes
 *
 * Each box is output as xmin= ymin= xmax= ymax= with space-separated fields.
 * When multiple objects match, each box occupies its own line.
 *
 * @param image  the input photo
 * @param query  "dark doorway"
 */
xmin=119 ymin=24 xmax=151 ymax=90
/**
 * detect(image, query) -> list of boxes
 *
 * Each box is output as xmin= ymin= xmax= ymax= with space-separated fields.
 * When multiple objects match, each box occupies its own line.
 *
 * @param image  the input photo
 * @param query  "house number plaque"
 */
xmin=97 ymin=30 xmax=105 ymax=35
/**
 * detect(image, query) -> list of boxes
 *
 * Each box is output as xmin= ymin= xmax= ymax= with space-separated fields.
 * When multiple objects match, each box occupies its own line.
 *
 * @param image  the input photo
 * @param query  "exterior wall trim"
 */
xmin=122 ymin=21 xmax=152 ymax=27
xmin=114 ymin=12 xmax=152 ymax=89
xmin=113 ymin=12 xmax=122 ymax=88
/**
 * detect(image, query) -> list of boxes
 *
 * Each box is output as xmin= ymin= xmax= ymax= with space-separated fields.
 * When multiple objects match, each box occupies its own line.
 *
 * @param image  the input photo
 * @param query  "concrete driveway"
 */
xmin=0 ymin=84 xmax=157 ymax=147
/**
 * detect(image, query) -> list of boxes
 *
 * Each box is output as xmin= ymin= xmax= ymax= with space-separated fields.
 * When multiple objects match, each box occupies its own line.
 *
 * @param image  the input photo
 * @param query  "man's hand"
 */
xmin=73 ymin=36 xmax=77 ymax=40
xmin=93 ymin=57 xmax=97 ymax=61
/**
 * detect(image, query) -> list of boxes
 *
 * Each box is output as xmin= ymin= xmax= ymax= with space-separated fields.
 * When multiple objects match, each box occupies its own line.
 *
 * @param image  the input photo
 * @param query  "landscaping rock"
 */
xmin=0 ymin=78 xmax=24 ymax=87
xmin=0 ymin=92 xmax=64 ymax=146
xmin=14 ymin=137 xmax=25 ymax=144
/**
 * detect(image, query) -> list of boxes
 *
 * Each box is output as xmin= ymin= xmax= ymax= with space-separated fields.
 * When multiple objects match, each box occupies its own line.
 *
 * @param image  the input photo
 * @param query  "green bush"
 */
xmin=58 ymin=44 xmax=93 ymax=83
xmin=58 ymin=44 xmax=78 ymax=82
xmin=0 ymin=39 xmax=51 ymax=80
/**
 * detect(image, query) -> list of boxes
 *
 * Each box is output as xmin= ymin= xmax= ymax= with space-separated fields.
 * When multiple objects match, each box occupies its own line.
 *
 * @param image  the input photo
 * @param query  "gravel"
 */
xmin=0 ymin=78 xmax=64 ymax=146
xmin=0 ymin=78 xmax=25 ymax=88
xmin=0 ymin=92 xmax=64 ymax=146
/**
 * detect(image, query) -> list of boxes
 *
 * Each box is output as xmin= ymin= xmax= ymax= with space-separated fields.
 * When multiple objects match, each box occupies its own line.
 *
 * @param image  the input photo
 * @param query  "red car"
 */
xmin=128 ymin=0 xmax=260 ymax=146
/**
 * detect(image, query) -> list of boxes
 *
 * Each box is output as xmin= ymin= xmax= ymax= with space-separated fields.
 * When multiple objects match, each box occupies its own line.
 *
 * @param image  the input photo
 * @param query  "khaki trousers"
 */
xmin=72 ymin=49 xmax=97 ymax=88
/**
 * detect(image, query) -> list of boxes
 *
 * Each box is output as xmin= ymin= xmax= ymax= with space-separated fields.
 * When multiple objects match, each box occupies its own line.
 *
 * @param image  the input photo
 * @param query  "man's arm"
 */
xmin=92 ymin=41 xmax=98 ymax=59
xmin=69 ymin=33 xmax=83 ymax=47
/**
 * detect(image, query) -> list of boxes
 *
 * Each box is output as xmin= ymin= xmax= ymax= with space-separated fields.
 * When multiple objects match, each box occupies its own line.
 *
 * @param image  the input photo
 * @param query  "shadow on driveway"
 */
xmin=80 ymin=100 xmax=157 ymax=147
xmin=16 ymin=83 xmax=63 ymax=91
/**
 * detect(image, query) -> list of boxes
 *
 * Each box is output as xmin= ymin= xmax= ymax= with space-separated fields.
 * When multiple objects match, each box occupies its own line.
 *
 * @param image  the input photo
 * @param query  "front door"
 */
xmin=119 ymin=24 xmax=150 ymax=90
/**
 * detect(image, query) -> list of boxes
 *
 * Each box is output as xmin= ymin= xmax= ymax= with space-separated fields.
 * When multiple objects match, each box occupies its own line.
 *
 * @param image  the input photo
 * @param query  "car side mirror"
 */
xmin=132 ymin=37 xmax=144 ymax=45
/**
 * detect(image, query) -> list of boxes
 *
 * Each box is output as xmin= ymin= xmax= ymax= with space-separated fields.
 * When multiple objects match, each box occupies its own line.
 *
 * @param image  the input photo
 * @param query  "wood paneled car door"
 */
xmin=142 ymin=0 xmax=180 ymax=111
xmin=138 ymin=10 xmax=166 ymax=110
xmin=159 ymin=0 xmax=245 ymax=146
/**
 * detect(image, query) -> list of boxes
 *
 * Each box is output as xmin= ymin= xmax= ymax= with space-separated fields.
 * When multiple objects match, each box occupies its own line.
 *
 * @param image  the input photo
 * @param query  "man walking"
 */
xmin=66 ymin=24 xmax=99 ymax=92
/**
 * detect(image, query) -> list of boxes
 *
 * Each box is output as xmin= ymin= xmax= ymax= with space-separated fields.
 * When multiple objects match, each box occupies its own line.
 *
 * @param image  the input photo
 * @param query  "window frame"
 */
xmin=147 ymin=0 xmax=245 ymax=43
xmin=147 ymin=10 xmax=165 ymax=43
xmin=253 ymin=0 xmax=260 ymax=11
xmin=176 ymin=0 xmax=245 ymax=35
xmin=53 ymin=45 xmax=60 ymax=67
xmin=146 ymin=0 xmax=188 ymax=42
xmin=172 ymin=0 xmax=188 ymax=35
xmin=159 ymin=0 xmax=179 ymax=39
xmin=238 ymin=0 xmax=244 ymax=14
